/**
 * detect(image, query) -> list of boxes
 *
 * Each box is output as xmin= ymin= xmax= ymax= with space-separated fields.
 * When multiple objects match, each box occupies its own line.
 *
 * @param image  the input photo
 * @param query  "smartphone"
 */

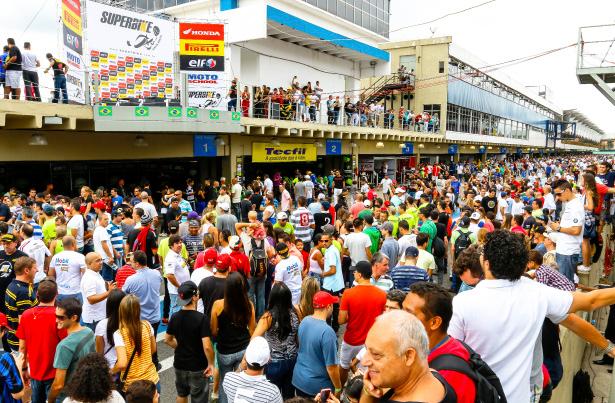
xmin=319 ymin=388 xmax=331 ymax=402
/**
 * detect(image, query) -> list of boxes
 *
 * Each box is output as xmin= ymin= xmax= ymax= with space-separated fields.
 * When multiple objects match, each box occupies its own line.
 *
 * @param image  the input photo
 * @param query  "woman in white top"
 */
xmin=62 ymin=352 xmax=125 ymax=403
xmin=95 ymin=289 xmax=125 ymax=369
xmin=307 ymin=233 xmax=324 ymax=279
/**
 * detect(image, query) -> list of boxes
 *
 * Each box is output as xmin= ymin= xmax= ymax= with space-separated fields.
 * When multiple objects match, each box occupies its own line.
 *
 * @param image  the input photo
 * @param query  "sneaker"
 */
xmin=577 ymin=265 xmax=591 ymax=274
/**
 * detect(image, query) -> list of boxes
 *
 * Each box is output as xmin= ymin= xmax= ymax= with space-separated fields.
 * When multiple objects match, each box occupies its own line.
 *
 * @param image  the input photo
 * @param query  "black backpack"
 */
xmin=454 ymin=229 xmax=472 ymax=258
xmin=430 ymin=340 xmax=507 ymax=403
xmin=249 ymin=239 xmax=268 ymax=278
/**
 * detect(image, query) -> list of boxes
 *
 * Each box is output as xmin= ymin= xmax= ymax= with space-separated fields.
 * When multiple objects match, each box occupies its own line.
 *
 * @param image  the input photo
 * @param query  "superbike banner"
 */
xmin=60 ymin=0 xmax=85 ymax=103
xmin=86 ymin=0 xmax=175 ymax=99
xmin=179 ymin=22 xmax=225 ymax=72
xmin=187 ymin=72 xmax=227 ymax=109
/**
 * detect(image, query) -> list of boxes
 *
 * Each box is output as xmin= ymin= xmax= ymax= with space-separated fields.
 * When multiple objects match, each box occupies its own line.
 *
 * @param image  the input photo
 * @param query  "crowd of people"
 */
xmin=0 ymin=155 xmax=615 ymax=402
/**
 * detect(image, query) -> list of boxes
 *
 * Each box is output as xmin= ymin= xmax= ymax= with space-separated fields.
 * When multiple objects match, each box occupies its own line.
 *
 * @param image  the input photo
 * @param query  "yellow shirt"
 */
xmin=42 ymin=218 xmax=56 ymax=245
xmin=118 ymin=321 xmax=159 ymax=389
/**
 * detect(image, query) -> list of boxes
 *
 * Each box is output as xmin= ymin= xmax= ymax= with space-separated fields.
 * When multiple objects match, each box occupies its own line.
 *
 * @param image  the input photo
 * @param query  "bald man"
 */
xmin=135 ymin=191 xmax=159 ymax=226
xmin=80 ymin=252 xmax=116 ymax=330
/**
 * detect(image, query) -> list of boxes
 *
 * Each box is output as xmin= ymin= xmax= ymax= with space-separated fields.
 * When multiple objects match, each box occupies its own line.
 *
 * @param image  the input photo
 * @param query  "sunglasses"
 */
xmin=55 ymin=314 xmax=67 ymax=320
xmin=554 ymin=191 xmax=564 ymax=196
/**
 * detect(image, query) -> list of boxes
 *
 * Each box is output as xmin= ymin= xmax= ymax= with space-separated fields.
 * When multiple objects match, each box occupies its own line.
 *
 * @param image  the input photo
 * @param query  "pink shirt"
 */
xmin=281 ymin=190 xmax=291 ymax=212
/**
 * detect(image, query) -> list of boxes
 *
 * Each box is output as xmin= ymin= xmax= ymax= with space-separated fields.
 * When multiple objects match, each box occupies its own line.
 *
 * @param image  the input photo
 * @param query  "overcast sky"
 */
xmin=391 ymin=0 xmax=615 ymax=135
xmin=5 ymin=0 xmax=615 ymax=135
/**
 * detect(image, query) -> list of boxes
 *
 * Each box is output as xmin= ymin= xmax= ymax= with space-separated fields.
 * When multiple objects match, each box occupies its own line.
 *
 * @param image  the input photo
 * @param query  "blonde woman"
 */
xmin=200 ymin=211 xmax=219 ymax=246
xmin=112 ymin=294 xmax=159 ymax=394
xmin=295 ymin=276 xmax=320 ymax=321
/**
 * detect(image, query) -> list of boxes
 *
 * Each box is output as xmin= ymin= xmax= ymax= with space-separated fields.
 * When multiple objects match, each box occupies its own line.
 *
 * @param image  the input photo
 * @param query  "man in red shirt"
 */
xmin=17 ymin=278 xmax=67 ymax=403
xmin=228 ymin=236 xmax=250 ymax=278
xmin=338 ymin=261 xmax=386 ymax=386
xmin=403 ymin=282 xmax=476 ymax=403
xmin=114 ymin=252 xmax=136 ymax=289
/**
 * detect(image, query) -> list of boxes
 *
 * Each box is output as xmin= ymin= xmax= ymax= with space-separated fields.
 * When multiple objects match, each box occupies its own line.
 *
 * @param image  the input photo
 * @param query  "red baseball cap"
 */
xmin=0 ymin=312 xmax=8 ymax=328
xmin=205 ymin=248 xmax=218 ymax=265
xmin=92 ymin=201 xmax=107 ymax=210
xmin=215 ymin=254 xmax=232 ymax=271
xmin=313 ymin=291 xmax=339 ymax=309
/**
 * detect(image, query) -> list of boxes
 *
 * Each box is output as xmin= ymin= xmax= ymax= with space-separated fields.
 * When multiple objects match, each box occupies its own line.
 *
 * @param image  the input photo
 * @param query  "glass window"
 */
xmin=400 ymin=55 xmax=416 ymax=73
xmin=439 ymin=61 xmax=445 ymax=74
xmin=447 ymin=104 xmax=459 ymax=131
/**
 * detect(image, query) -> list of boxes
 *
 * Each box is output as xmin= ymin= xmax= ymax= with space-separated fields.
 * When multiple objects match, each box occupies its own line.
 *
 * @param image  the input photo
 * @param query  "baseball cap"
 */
xmin=112 ymin=209 xmax=123 ymax=217
xmin=534 ymin=226 xmax=546 ymax=234
xmin=92 ymin=201 xmax=107 ymax=210
xmin=405 ymin=246 xmax=420 ymax=257
xmin=470 ymin=212 xmax=481 ymax=221
xmin=219 ymin=202 xmax=230 ymax=212
xmin=177 ymin=281 xmax=198 ymax=307
xmin=304 ymin=175 xmax=311 ymax=179
xmin=544 ymin=232 xmax=558 ymax=243
xmin=459 ymin=216 xmax=471 ymax=228
xmin=395 ymin=187 xmax=404 ymax=194
xmin=321 ymin=224 xmax=335 ymax=235
xmin=215 ymin=254 xmax=232 ymax=271
xmin=313 ymin=291 xmax=339 ymax=309
xmin=0 ymin=234 xmax=17 ymax=243
xmin=317 ymin=193 xmax=326 ymax=200
xmin=276 ymin=212 xmax=288 ymax=221
xmin=42 ymin=203 xmax=54 ymax=215
xmin=204 ymin=248 xmax=218 ymax=265
xmin=275 ymin=242 xmax=289 ymax=257
xmin=381 ymin=221 xmax=394 ymax=233
xmin=189 ymin=220 xmax=200 ymax=228
xmin=0 ymin=312 xmax=7 ymax=329
xmin=187 ymin=211 xmax=200 ymax=220
xmin=167 ymin=220 xmax=179 ymax=232
xmin=229 ymin=235 xmax=242 ymax=250
xmin=363 ymin=200 xmax=371 ymax=207
xmin=245 ymin=336 xmax=271 ymax=367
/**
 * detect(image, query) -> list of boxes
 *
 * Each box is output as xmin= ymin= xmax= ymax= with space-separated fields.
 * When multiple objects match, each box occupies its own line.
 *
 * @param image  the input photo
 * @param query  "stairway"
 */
xmin=362 ymin=73 xmax=415 ymax=105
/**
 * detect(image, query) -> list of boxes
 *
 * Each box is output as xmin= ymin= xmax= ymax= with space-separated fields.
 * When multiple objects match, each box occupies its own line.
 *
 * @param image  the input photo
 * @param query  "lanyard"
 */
xmin=430 ymin=336 xmax=450 ymax=354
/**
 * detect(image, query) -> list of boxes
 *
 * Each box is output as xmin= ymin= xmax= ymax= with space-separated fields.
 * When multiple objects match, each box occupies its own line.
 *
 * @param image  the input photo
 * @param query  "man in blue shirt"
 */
xmin=122 ymin=250 xmax=162 ymax=367
xmin=110 ymin=188 xmax=123 ymax=211
xmin=390 ymin=246 xmax=429 ymax=292
xmin=292 ymin=291 xmax=342 ymax=398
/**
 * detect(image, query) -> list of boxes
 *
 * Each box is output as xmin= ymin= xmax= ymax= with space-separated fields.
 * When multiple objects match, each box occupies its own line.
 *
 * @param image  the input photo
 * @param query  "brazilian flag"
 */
xmin=98 ymin=106 xmax=112 ymax=117
xmin=186 ymin=108 xmax=197 ymax=119
xmin=135 ymin=106 xmax=150 ymax=117
xmin=231 ymin=111 xmax=241 ymax=121
xmin=209 ymin=110 xmax=220 ymax=120
xmin=168 ymin=106 xmax=182 ymax=118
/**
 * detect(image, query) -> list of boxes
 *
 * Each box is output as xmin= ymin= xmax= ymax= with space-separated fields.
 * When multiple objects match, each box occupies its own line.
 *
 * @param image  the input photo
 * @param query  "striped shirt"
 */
xmin=28 ymin=220 xmax=43 ymax=241
xmin=390 ymin=265 xmax=430 ymax=292
xmin=222 ymin=371 xmax=283 ymax=403
xmin=107 ymin=223 xmax=124 ymax=256
xmin=113 ymin=321 xmax=159 ymax=390
xmin=5 ymin=279 xmax=37 ymax=350
xmin=290 ymin=207 xmax=314 ymax=243
xmin=0 ymin=352 xmax=23 ymax=403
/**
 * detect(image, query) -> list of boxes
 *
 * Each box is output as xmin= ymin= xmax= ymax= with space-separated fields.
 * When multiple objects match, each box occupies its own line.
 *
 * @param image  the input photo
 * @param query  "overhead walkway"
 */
xmin=577 ymin=24 xmax=615 ymax=106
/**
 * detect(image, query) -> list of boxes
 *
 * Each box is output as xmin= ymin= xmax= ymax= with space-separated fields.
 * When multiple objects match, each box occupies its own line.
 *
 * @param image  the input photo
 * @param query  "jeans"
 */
xmin=57 ymin=293 xmax=83 ymax=303
xmin=232 ymin=202 xmax=241 ymax=221
xmin=175 ymin=368 xmax=209 ymax=403
xmin=248 ymin=276 xmax=266 ymax=319
xmin=53 ymin=74 xmax=68 ymax=104
xmin=218 ymin=349 xmax=246 ymax=403
xmin=323 ymin=288 xmax=342 ymax=334
xmin=101 ymin=262 xmax=116 ymax=282
xmin=169 ymin=294 xmax=180 ymax=317
xmin=555 ymin=253 xmax=578 ymax=282
xmin=31 ymin=378 xmax=53 ymax=403
xmin=227 ymin=97 xmax=237 ymax=111
xmin=265 ymin=357 xmax=296 ymax=400
xmin=84 ymin=319 xmax=100 ymax=332
xmin=163 ymin=277 xmax=170 ymax=319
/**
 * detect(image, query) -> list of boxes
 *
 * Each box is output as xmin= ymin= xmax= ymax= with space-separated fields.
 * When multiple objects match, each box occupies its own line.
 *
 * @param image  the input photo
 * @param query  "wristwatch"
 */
xmin=602 ymin=341 xmax=615 ymax=356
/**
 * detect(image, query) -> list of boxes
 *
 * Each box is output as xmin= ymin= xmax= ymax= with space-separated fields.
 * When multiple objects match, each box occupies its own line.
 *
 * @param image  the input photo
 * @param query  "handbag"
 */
xmin=116 ymin=346 xmax=138 ymax=396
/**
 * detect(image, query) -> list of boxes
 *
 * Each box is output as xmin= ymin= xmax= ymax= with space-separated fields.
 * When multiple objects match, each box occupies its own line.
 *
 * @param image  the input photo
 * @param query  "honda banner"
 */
xmin=86 ymin=0 xmax=175 ymax=100
xmin=60 ymin=0 xmax=85 ymax=103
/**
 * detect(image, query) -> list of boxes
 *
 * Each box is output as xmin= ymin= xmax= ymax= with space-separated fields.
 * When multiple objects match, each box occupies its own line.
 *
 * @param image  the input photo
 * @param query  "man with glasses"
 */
xmin=549 ymin=179 xmax=584 ymax=281
xmin=48 ymin=297 xmax=95 ymax=403
xmin=80 ymin=252 xmax=116 ymax=331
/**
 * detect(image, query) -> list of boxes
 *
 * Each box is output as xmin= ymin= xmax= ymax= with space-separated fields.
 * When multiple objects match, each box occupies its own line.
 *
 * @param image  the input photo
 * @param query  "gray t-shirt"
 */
xmin=380 ymin=237 xmax=399 ymax=269
xmin=216 ymin=213 xmax=238 ymax=236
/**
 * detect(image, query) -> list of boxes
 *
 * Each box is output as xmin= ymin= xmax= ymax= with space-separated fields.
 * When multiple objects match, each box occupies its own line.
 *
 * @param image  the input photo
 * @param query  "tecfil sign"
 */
xmin=179 ymin=22 xmax=225 ymax=72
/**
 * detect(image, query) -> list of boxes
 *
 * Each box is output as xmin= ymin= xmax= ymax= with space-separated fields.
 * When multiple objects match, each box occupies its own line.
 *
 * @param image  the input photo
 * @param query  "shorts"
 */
xmin=5 ymin=70 xmax=22 ymax=88
xmin=174 ymin=368 xmax=209 ymax=402
xmin=340 ymin=341 xmax=364 ymax=369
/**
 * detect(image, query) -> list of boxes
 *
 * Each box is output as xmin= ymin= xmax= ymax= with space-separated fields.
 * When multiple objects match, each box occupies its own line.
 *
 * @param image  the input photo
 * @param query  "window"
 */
xmin=439 ymin=61 xmax=445 ymax=74
xmin=400 ymin=55 xmax=416 ymax=73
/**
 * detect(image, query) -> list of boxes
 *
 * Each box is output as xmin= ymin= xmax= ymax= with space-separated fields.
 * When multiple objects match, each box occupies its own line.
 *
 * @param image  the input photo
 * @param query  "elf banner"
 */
xmin=60 ymin=0 xmax=85 ymax=103
xmin=86 ymin=0 xmax=175 ymax=99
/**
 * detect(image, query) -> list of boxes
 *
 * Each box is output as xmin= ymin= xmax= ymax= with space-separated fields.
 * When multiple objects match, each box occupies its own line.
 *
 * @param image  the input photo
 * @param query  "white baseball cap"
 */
xmin=470 ymin=212 xmax=481 ymax=221
xmin=395 ymin=187 xmax=404 ymax=194
xmin=276 ymin=212 xmax=288 ymax=220
xmin=245 ymin=336 xmax=270 ymax=367
xmin=363 ymin=199 xmax=371 ymax=207
xmin=219 ymin=202 xmax=230 ymax=211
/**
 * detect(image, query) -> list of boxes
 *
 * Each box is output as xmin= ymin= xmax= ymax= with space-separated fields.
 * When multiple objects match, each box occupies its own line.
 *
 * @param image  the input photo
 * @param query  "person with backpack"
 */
xmin=450 ymin=216 xmax=477 ymax=292
xmin=246 ymin=225 xmax=273 ymax=319
xmin=403 ymin=282 xmax=494 ymax=403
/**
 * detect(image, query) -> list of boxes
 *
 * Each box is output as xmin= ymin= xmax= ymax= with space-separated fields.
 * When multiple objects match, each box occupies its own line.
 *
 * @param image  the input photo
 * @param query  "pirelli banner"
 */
xmin=252 ymin=143 xmax=317 ymax=163
xmin=179 ymin=23 xmax=225 ymax=72
xmin=86 ymin=0 xmax=175 ymax=99
xmin=60 ymin=0 xmax=85 ymax=103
